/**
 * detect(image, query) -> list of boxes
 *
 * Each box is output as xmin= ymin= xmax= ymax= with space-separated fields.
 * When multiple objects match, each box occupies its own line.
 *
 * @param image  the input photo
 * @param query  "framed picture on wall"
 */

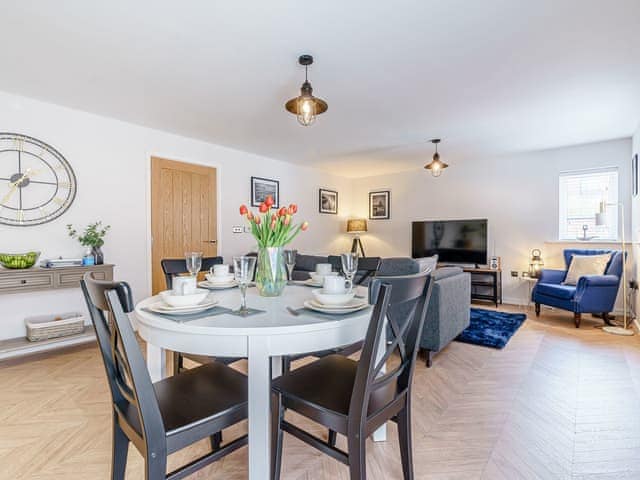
xmin=633 ymin=154 xmax=638 ymax=197
xmin=251 ymin=176 xmax=279 ymax=208
xmin=318 ymin=188 xmax=338 ymax=214
xmin=369 ymin=190 xmax=390 ymax=220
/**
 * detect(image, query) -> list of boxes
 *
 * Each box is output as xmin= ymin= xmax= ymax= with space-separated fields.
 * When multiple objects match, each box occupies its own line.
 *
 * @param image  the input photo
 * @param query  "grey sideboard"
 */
xmin=0 ymin=264 xmax=114 ymax=360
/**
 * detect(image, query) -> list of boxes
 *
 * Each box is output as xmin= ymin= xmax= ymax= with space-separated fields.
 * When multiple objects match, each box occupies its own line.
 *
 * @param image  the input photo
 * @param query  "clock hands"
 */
xmin=1 ymin=168 xmax=41 ymax=206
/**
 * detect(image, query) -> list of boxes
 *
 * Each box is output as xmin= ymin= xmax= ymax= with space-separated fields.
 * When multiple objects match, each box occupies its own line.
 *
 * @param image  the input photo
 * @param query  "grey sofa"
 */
xmin=378 ymin=259 xmax=470 ymax=368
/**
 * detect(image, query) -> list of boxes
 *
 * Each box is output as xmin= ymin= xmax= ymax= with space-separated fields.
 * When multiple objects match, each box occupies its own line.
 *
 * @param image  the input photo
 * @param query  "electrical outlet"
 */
xmin=232 ymin=226 xmax=243 ymax=233
xmin=244 ymin=226 xmax=251 ymax=233
xmin=522 ymin=271 xmax=530 ymax=278
xmin=511 ymin=271 xmax=519 ymax=278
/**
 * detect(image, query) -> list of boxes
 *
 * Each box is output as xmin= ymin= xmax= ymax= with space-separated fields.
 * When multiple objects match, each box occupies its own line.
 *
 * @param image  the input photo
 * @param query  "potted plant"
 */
xmin=67 ymin=222 xmax=111 ymax=265
xmin=239 ymin=196 xmax=308 ymax=296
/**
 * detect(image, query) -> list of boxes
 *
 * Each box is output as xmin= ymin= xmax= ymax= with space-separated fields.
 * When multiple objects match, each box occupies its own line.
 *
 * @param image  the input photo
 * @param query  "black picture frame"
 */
xmin=318 ymin=188 xmax=338 ymax=214
xmin=369 ymin=190 xmax=390 ymax=220
xmin=251 ymin=176 xmax=279 ymax=208
xmin=633 ymin=154 xmax=638 ymax=197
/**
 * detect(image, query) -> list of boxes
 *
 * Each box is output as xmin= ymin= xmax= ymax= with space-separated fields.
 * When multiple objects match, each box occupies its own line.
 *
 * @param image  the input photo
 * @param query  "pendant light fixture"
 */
xmin=424 ymin=139 xmax=449 ymax=177
xmin=285 ymin=55 xmax=328 ymax=126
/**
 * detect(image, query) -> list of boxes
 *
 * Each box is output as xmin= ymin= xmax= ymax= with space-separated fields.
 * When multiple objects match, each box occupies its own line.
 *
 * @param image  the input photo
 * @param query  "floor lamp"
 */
xmin=595 ymin=201 xmax=633 ymax=336
xmin=347 ymin=219 xmax=367 ymax=257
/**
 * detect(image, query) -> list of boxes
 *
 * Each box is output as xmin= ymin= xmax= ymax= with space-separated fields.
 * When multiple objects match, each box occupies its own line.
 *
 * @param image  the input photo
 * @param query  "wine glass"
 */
xmin=185 ymin=252 xmax=203 ymax=277
xmin=233 ymin=256 xmax=257 ymax=315
xmin=284 ymin=249 xmax=297 ymax=283
xmin=341 ymin=252 xmax=359 ymax=292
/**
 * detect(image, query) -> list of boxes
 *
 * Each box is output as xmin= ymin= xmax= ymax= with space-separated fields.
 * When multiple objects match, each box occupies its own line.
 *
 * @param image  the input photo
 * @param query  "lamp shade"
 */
xmin=347 ymin=219 xmax=368 ymax=233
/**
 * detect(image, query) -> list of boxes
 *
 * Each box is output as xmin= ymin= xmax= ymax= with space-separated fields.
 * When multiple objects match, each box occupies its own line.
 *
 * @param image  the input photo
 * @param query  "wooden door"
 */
xmin=151 ymin=157 xmax=217 ymax=294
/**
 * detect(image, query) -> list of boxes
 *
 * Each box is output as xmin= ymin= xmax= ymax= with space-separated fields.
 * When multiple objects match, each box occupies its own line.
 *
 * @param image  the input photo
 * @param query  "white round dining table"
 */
xmin=134 ymin=284 xmax=386 ymax=480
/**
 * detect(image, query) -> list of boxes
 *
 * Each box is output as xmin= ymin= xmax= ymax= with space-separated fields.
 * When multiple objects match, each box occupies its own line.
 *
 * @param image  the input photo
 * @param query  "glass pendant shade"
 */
xmin=424 ymin=151 xmax=449 ymax=177
xmin=285 ymin=55 xmax=328 ymax=126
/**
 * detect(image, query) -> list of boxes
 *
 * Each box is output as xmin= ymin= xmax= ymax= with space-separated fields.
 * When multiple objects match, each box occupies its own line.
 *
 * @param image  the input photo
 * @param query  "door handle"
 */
xmin=204 ymin=240 xmax=217 ymax=244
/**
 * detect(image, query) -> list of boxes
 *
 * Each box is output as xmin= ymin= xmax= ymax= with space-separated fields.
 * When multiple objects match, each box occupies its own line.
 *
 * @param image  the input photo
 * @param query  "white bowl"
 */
xmin=312 ymin=289 xmax=356 ymax=306
xmin=205 ymin=273 xmax=235 ymax=284
xmin=160 ymin=288 xmax=209 ymax=307
xmin=309 ymin=271 xmax=338 ymax=282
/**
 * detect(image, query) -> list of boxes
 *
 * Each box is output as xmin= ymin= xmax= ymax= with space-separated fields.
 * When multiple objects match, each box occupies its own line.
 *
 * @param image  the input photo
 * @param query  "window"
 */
xmin=559 ymin=168 xmax=618 ymax=241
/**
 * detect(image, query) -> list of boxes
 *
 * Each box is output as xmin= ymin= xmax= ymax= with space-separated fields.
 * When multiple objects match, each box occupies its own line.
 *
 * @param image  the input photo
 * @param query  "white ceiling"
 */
xmin=1 ymin=0 xmax=639 ymax=177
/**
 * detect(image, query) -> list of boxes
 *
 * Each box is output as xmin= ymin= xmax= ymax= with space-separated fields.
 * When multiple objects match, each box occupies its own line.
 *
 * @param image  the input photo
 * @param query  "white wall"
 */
xmin=351 ymin=139 xmax=633 ymax=305
xmin=632 ymin=124 xmax=640 ymax=324
xmin=0 ymin=91 xmax=352 ymax=340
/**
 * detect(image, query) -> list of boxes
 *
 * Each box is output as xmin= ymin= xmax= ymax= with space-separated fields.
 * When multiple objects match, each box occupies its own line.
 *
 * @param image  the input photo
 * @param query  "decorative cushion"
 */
xmin=563 ymin=253 xmax=611 ymax=286
xmin=534 ymin=282 xmax=576 ymax=300
xmin=415 ymin=255 xmax=438 ymax=274
xmin=432 ymin=266 xmax=464 ymax=281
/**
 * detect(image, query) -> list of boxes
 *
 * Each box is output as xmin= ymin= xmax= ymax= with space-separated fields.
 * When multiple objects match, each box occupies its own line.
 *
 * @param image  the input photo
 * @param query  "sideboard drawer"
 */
xmin=56 ymin=269 xmax=107 ymax=288
xmin=0 ymin=273 xmax=54 ymax=292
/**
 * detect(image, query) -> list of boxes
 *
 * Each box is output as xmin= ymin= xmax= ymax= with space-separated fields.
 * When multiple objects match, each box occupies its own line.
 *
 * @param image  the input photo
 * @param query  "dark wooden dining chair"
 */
xmin=271 ymin=271 xmax=433 ymax=480
xmin=161 ymin=257 xmax=238 ymax=374
xmin=281 ymin=256 xmax=382 ymax=373
xmin=328 ymin=255 xmax=382 ymax=287
xmin=81 ymin=273 xmax=248 ymax=480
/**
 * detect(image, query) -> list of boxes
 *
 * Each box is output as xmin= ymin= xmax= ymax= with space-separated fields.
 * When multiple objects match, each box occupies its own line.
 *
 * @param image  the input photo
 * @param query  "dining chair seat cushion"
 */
xmin=121 ymin=361 xmax=247 ymax=453
xmin=272 ymin=354 xmax=395 ymax=435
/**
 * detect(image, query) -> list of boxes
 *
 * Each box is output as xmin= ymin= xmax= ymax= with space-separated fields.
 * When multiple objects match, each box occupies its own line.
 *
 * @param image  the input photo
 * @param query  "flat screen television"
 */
xmin=412 ymin=219 xmax=488 ymax=265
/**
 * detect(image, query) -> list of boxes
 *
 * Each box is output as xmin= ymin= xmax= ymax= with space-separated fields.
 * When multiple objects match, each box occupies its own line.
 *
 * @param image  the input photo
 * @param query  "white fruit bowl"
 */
xmin=160 ymin=288 xmax=209 ymax=307
xmin=312 ymin=289 xmax=356 ymax=306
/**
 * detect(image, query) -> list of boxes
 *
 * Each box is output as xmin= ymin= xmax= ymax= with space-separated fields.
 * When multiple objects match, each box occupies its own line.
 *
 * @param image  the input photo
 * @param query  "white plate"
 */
xmin=303 ymin=278 xmax=324 ymax=287
xmin=199 ymin=280 xmax=238 ymax=290
xmin=154 ymin=295 xmax=217 ymax=311
xmin=303 ymin=300 xmax=369 ymax=315
xmin=147 ymin=299 xmax=218 ymax=315
xmin=205 ymin=274 xmax=235 ymax=284
xmin=309 ymin=299 xmax=367 ymax=310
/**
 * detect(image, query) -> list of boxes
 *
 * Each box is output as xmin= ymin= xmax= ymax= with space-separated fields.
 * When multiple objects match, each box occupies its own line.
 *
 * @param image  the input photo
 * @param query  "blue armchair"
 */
xmin=531 ymin=249 xmax=624 ymax=328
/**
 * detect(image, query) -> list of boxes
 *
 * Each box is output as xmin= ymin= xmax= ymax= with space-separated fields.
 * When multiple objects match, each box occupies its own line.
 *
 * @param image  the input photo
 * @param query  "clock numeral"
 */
xmin=59 ymin=181 xmax=71 ymax=189
xmin=14 ymin=138 xmax=24 ymax=151
xmin=17 ymin=210 xmax=24 ymax=222
xmin=52 ymin=197 xmax=65 ymax=206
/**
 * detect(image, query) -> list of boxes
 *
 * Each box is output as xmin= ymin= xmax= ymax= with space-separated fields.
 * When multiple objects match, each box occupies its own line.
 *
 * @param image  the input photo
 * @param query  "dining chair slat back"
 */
xmin=328 ymin=255 xmax=381 ymax=286
xmin=160 ymin=256 xmax=223 ymax=289
xmin=81 ymin=274 xmax=166 ymax=456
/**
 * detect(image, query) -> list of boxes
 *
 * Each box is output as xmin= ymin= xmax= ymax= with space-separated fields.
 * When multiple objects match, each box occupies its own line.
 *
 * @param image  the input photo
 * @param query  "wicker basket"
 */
xmin=25 ymin=313 xmax=85 ymax=342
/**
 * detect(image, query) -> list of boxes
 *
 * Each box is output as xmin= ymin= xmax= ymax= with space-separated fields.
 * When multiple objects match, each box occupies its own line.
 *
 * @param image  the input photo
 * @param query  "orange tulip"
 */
xmin=254 ymin=216 xmax=261 ymax=224
xmin=289 ymin=203 xmax=298 ymax=214
xmin=278 ymin=207 xmax=287 ymax=217
xmin=301 ymin=221 xmax=309 ymax=231
xmin=239 ymin=204 xmax=248 ymax=215
xmin=259 ymin=203 xmax=269 ymax=213
xmin=270 ymin=218 xmax=277 ymax=230
xmin=283 ymin=214 xmax=291 ymax=226
xmin=264 ymin=195 xmax=274 ymax=208
xmin=247 ymin=211 xmax=254 ymax=220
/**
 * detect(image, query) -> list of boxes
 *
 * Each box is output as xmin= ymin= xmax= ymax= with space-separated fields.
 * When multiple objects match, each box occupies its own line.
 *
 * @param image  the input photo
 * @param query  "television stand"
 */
xmin=462 ymin=266 xmax=502 ymax=308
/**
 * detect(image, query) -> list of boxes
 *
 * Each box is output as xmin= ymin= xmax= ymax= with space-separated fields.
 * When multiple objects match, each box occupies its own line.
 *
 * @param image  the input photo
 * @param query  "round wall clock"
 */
xmin=0 ymin=133 xmax=77 ymax=226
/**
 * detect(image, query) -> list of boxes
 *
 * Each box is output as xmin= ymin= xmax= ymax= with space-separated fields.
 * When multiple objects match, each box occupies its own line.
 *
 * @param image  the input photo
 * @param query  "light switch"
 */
xmin=232 ymin=226 xmax=243 ymax=233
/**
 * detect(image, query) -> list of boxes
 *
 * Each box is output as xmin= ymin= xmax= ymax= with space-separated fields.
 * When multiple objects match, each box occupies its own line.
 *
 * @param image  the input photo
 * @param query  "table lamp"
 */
xmin=595 ymin=201 xmax=632 ymax=336
xmin=347 ymin=219 xmax=367 ymax=257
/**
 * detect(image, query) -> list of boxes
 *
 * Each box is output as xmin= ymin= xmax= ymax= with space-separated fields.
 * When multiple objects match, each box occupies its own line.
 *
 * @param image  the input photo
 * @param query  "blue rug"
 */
xmin=455 ymin=308 xmax=526 ymax=349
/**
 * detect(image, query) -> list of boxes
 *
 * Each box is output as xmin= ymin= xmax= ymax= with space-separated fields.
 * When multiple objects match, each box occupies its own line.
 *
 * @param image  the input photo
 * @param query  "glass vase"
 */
xmin=255 ymin=246 xmax=287 ymax=297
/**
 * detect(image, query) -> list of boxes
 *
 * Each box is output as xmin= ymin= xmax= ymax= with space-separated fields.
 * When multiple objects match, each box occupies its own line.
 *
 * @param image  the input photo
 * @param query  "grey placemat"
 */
xmin=290 ymin=306 xmax=372 ymax=320
xmin=227 ymin=307 xmax=267 ymax=317
xmin=142 ymin=306 xmax=234 ymax=322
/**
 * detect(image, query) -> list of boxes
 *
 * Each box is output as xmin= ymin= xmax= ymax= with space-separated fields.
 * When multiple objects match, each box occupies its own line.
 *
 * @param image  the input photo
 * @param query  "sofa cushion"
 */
xmin=377 ymin=258 xmax=419 ymax=276
xmin=433 ymin=266 xmax=464 ymax=281
xmin=535 ymin=282 xmax=576 ymax=300
xmin=415 ymin=255 xmax=438 ymax=274
xmin=563 ymin=253 xmax=611 ymax=286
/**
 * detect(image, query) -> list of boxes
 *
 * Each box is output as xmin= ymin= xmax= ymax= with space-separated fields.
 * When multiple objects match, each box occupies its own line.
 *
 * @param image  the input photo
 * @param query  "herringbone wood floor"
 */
xmin=2 ymin=305 xmax=640 ymax=479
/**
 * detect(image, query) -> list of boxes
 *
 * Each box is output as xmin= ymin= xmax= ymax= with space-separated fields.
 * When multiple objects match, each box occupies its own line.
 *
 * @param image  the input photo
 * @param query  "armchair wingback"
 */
xmin=532 ymin=249 xmax=624 ymax=328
